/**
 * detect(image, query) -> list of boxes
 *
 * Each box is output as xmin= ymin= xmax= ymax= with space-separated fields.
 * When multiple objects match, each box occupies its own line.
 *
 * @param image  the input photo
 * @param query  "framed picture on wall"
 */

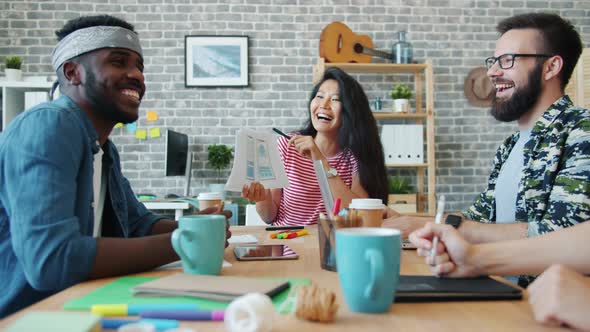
xmin=184 ymin=35 xmax=249 ymax=87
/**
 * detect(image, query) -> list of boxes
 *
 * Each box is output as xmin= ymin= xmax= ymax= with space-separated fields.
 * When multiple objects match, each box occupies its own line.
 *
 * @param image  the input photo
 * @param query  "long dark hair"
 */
xmin=299 ymin=67 xmax=389 ymax=203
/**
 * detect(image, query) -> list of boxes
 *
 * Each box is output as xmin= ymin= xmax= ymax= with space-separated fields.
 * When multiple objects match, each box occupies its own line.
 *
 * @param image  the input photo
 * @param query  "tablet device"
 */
xmin=313 ymin=159 xmax=334 ymax=215
xmin=234 ymin=244 xmax=299 ymax=261
xmin=395 ymin=275 xmax=522 ymax=302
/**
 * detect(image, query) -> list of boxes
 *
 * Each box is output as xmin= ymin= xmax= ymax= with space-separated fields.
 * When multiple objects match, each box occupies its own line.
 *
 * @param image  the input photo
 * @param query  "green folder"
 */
xmin=64 ymin=276 xmax=310 ymax=312
xmin=5 ymin=311 xmax=101 ymax=332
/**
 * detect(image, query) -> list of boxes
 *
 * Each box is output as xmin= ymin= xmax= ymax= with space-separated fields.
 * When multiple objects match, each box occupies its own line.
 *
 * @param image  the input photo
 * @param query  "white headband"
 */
xmin=51 ymin=26 xmax=143 ymax=71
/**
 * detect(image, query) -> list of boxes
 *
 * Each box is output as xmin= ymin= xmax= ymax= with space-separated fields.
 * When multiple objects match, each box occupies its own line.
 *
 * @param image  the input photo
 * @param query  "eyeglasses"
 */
xmin=484 ymin=53 xmax=553 ymax=70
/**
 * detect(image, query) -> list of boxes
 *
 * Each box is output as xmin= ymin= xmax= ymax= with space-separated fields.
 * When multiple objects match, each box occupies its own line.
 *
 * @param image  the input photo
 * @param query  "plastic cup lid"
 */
xmin=197 ymin=192 xmax=223 ymax=200
xmin=349 ymin=198 xmax=385 ymax=210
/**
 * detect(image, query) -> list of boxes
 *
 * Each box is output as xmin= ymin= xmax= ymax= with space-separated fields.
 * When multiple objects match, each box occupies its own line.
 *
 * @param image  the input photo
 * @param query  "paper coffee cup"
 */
xmin=197 ymin=192 xmax=223 ymax=211
xmin=349 ymin=198 xmax=385 ymax=227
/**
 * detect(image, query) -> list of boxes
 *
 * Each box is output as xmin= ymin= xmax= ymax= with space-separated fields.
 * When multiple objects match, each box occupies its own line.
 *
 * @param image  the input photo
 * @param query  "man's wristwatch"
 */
xmin=445 ymin=215 xmax=463 ymax=229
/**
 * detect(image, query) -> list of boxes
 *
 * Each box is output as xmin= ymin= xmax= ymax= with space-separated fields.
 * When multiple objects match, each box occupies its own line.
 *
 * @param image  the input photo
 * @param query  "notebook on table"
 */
xmin=5 ymin=311 xmax=101 ymax=332
xmin=64 ymin=276 xmax=310 ymax=311
xmin=395 ymin=275 xmax=522 ymax=302
xmin=132 ymin=273 xmax=291 ymax=302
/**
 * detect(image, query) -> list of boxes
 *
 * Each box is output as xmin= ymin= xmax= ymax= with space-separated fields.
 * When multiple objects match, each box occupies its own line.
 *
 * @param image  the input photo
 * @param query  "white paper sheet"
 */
xmin=225 ymin=128 xmax=290 ymax=191
xmin=227 ymin=234 xmax=259 ymax=244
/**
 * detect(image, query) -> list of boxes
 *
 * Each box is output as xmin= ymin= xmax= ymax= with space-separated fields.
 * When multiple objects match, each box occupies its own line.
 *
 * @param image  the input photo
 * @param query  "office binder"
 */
xmin=381 ymin=125 xmax=423 ymax=164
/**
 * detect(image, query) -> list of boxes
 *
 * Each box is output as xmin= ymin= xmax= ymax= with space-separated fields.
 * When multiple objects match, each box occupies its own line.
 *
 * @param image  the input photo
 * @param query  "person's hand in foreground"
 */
xmin=382 ymin=214 xmax=428 ymax=239
xmin=409 ymin=222 xmax=479 ymax=277
xmin=528 ymin=264 xmax=590 ymax=330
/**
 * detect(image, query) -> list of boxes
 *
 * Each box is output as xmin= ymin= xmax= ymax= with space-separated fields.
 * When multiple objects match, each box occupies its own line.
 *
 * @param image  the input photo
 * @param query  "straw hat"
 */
xmin=464 ymin=67 xmax=495 ymax=107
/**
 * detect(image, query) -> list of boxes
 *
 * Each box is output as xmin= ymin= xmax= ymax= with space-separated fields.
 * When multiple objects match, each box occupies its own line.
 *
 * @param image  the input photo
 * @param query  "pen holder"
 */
xmin=318 ymin=216 xmax=337 ymax=272
xmin=318 ymin=212 xmax=362 ymax=272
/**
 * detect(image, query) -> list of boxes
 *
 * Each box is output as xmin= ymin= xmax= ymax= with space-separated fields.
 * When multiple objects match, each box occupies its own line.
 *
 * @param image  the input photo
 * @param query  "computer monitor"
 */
xmin=165 ymin=129 xmax=192 ymax=197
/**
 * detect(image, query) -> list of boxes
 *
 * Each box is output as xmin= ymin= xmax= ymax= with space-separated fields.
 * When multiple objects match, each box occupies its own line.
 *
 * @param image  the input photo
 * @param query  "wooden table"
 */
xmin=0 ymin=226 xmax=564 ymax=331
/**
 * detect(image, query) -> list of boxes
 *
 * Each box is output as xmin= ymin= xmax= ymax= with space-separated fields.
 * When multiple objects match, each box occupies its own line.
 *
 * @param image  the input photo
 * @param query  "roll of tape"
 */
xmin=225 ymin=293 xmax=274 ymax=332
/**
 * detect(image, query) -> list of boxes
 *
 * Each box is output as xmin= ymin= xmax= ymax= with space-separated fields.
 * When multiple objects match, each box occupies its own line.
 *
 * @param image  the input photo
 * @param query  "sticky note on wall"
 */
xmin=126 ymin=122 xmax=137 ymax=132
xmin=147 ymin=111 xmax=158 ymax=121
xmin=149 ymin=127 xmax=161 ymax=138
xmin=136 ymin=129 xmax=147 ymax=140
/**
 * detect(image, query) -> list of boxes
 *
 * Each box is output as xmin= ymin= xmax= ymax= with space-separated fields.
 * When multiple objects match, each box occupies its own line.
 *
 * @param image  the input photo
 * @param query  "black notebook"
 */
xmin=395 ymin=275 xmax=522 ymax=302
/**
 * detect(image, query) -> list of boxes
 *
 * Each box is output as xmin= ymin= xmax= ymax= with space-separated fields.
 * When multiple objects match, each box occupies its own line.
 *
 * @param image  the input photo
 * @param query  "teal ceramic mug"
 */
xmin=335 ymin=227 xmax=401 ymax=313
xmin=171 ymin=215 xmax=226 ymax=275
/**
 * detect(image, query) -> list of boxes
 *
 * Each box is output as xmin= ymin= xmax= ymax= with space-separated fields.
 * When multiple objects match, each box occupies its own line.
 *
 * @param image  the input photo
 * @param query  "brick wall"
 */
xmin=1 ymin=0 xmax=589 ymax=211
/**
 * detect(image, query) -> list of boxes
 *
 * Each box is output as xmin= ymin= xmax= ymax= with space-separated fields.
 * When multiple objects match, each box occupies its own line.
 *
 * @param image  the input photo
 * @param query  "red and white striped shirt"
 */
xmin=274 ymin=135 xmax=359 ymax=226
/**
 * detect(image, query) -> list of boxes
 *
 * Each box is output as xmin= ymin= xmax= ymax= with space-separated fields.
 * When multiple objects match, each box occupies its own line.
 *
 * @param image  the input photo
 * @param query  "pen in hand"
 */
xmin=430 ymin=195 xmax=446 ymax=266
xmin=272 ymin=127 xmax=291 ymax=139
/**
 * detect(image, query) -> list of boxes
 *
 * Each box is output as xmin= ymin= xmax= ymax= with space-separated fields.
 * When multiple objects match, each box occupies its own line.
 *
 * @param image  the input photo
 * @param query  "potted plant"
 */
xmin=389 ymin=83 xmax=412 ymax=113
xmin=387 ymin=175 xmax=417 ymax=213
xmin=207 ymin=144 xmax=233 ymax=198
xmin=5 ymin=56 xmax=23 ymax=81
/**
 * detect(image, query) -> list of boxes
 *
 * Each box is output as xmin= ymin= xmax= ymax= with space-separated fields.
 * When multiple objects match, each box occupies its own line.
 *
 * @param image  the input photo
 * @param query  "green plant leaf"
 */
xmin=388 ymin=175 xmax=412 ymax=194
xmin=207 ymin=144 xmax=233 ymax=180
xmin=389 ymin=83 xmax=413 ymax=99
xmin=5 ymin=56 xmax=22 ymax=70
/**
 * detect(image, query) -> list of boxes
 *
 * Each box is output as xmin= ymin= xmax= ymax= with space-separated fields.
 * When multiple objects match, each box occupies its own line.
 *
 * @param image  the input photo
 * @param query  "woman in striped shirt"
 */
xmin=242 ymin=67 xmax=389 ymax=226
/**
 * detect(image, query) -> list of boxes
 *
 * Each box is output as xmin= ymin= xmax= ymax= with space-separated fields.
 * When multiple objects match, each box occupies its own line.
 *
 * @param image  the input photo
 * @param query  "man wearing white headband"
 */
xmin=0 ymin=15 xmax=231 ymax=317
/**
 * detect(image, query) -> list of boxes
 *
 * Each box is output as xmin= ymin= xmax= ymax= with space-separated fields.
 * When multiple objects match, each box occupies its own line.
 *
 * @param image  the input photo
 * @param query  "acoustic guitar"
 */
xmin=319 ymin=21 xmax=393 ymax=63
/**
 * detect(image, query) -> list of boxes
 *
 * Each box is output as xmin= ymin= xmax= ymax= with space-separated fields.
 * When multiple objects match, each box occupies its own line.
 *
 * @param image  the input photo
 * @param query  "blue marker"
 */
xmin=338 ymin=208 xmax=349 ymax=217
xmin=140 ymin=309 xmax=225 ymax=321
xmin=101 ymin=318 xmax=179 ymax=331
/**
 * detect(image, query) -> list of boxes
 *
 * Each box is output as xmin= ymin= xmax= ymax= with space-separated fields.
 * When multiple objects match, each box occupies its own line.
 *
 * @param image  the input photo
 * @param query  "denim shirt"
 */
xmin=0 ymin=95 xmax=164 ymax=317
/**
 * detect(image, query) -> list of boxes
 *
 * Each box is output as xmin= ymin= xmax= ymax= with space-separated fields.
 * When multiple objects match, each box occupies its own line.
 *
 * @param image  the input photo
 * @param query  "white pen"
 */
xmin=430 ymin=195 xmax=446 ymax=265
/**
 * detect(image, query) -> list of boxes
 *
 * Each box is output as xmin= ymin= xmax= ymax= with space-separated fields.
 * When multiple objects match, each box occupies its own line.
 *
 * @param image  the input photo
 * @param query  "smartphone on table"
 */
xmin=234 ymin=244 xmax=299 ymax=261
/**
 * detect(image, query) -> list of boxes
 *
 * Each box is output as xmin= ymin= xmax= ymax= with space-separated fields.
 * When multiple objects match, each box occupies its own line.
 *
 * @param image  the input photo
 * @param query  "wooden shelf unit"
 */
xmin=313 ymin=58 xmax=436 ymax=215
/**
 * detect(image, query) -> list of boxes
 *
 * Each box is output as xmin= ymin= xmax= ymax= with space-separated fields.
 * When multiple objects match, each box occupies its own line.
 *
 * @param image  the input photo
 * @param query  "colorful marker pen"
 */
xmin=140 ymin=309 xmax=225 ymax=321
xmin=270 ymin=230 xmax=291 ymax=239
xmin=92 ymin=303 xmax=199 ymax=316
xmin=286 ymin=229 xmax=309 ymax=239
xmin=332 ymin=197 xmax=341 ymax=216
xmin=101 ymin=318 xmax=179 ymax=330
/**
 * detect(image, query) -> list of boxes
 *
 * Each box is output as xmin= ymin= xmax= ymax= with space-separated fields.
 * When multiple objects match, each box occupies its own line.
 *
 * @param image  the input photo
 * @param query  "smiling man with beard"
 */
xmin=0 ymin=15 xmax=231 ymax=318
xmin=489 ymin=57 xmax=544 ymax=123
xmin=465 ymin=13 xmax=589 ymax=250
xmin=383 ymin=13 xmax=589 ymax=286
